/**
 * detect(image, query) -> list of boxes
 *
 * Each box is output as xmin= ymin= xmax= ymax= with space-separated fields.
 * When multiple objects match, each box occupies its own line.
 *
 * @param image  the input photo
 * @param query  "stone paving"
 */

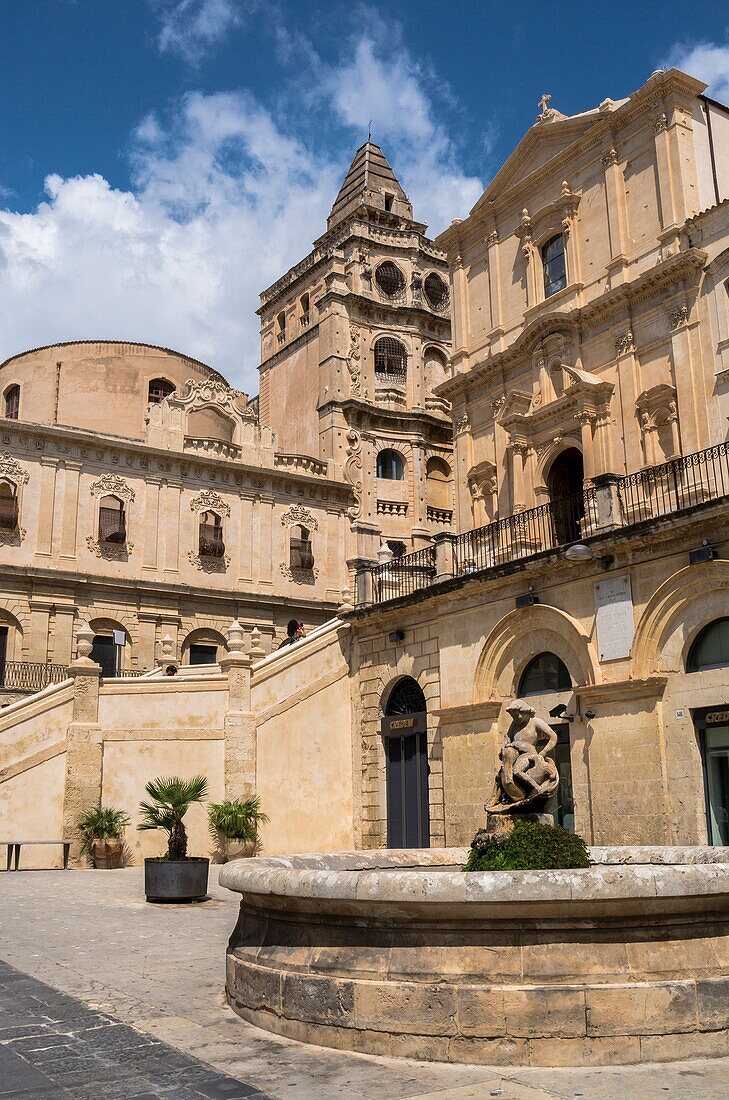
xmin=1 ymin=866 xmax=729 ymax=1099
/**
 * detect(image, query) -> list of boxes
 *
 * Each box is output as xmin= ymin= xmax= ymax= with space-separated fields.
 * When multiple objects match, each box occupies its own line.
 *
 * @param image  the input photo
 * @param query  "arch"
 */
xmin=384 ymin=676 xmax=427 ymax=716
xmin=518 ymin=652 xmax=572 ymax=696
xmin=88 ymin=616 xmax=131 ymax=676
xmin=686 ymin=618 xmax=729 ymax=672
xmin=0 ymin=605 xmax=24 ymax=662
xmin=425 ymin=456 xmax=453 ymax=512
xmin=534 ymin=434 xmax=583 ymax=490
xmin=374 ymin=336 xmax=407 ymax=385
xmin=147 ymin=378 xmax=175 ymax=405
xmin=424 ymin=346 xmax=448 ymax=390
xmin=381 ymin=675 xmax=430 ymax=848
xmin=377 ymin=448 xmax=405 ymax=481
xmin=181 ymin=627 xmax=226 ymax=666
xmin=474 ymin=604 xmax=598 ymax=703
xmin=632 ymin=561 xmax=729 ymax=678
xmin=3 ymin=384 xmax=20 ymax=420
xmin=545 ymin=446 xmax=585 ymax=544
xmin=299 ymin=292 xmax=310 ymax=325
xmin=187 ymin=405 xmax=235 ymax=444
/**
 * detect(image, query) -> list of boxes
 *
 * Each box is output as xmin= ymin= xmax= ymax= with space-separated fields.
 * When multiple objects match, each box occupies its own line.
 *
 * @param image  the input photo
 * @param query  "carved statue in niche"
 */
xmin=487 ymin=699 xmax=559 ymax=815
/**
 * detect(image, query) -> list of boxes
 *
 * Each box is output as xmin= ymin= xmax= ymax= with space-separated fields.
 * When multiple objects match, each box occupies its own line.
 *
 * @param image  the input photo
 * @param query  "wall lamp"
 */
xmin=515 ymin=587 xmax=539 ymax=608
xmin=388 ymin=629 xmax=405 ymax=644
xmin=689 ymin=540 xmax=716 ymax=565
xmin=564 ymin=543 xmax=614 ymax=570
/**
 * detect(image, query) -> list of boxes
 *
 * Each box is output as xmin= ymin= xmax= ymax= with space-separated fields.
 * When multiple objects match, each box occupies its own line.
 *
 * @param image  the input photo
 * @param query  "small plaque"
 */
xmin=595 ymin=575 xmax=634 ymax=661
xmin=675 ymin=709 xmax=686 ymax=719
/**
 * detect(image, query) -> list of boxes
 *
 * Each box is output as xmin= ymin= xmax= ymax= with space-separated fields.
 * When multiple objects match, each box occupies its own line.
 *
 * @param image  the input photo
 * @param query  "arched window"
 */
xmin=198 ymin=510 xmax=225 ymax=558
xmin=4 ymin=385 xmax=20 ymax=420
xmin=426 ymin=456 xmax=453 ymax=512
xmin=374 ymin=337 xmax=407 ymax=385
xmin=375 ymin=261 xmax=406 ymax=298
xmin=377 ymin=449 xmax=405 ymax=480
xmin=276 ymin=311 xmax=286 ymax=344
xmin=148 ymin=378 xmax=175 ymax=405
xmin=423 ymin=272 xmax=449 ymax=310
xmin=0 ymin=481 xmax=18 ymax=531
xmin=542 ymin=234 xmax=567 ymax=298
xmin=98 ymin=494 xmax=126 ymax=545
xmin=290 ymin=524 xmax=314 ymax=570
xmin=300 ymin=293 xmax=310 ymax=327
xmin=687 ymin=619 xmax=729 ymax=672
xmin=518 ymin=652 xmax=571 ymax=695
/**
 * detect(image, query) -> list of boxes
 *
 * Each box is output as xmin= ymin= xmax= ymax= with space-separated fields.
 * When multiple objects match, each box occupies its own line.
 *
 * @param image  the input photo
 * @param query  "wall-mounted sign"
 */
xmin=706 ymin=710 xmax=729 ymax=725
xmin=594 ymin=575 xmax=634 ymax=661
xmin=381 ymin=712 xmax=427 ymax=736
xmin=113 ymin=629 xmax=126 ymax=647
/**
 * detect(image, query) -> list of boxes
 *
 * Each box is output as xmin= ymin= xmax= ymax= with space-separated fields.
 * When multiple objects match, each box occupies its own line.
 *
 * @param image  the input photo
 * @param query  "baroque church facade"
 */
xmin=0 ymin=144 xmax=452 ymax=697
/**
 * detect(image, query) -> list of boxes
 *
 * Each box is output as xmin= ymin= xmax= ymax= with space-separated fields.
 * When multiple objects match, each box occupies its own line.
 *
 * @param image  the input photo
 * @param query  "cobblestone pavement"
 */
xmin=1 ymin=867 xmax=728 ymax=1099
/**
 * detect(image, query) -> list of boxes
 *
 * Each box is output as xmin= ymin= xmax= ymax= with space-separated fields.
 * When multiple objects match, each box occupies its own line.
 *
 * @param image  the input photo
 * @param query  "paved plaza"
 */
xmin=0 ymin=867 xmax=728 ymax=1099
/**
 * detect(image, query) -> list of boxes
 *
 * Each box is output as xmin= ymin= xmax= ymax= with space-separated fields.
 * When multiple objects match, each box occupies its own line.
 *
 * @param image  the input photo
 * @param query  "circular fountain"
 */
xmin=220 ymin=845 xmax=729 ymax=1066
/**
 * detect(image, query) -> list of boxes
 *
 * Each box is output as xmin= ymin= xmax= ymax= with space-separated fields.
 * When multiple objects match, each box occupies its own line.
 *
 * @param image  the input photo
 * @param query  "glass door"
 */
xmin=705 ymin=725 xmax=729 ymax=845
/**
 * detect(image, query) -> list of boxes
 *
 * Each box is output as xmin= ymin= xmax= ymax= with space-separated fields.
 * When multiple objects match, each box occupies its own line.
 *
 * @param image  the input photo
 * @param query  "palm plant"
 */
xmin=78 ymin=805 xmax=130 ymax=855
xmin=208 ymin=797 xmax=269 ymax=842
xmin=137 ymin=775 xmax=208 ymax=860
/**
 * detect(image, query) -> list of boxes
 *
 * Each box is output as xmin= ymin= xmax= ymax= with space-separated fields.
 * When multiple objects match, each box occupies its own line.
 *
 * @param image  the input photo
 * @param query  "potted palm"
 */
xmin=138 ymin=775 xmax=209 ymax=902
xmin=208 ymin=797 xmax=268 ymax=862
xmin=78 ymin=805 xmax=130 ymax=869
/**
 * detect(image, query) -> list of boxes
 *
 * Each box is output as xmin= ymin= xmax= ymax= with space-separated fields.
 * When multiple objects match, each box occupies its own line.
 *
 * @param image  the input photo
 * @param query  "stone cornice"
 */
xmin=576 ymin=677 xmax=668 ymax=705
xmin=438 ymin=248 xmax=707 ymax=402
xmin=432 ymin=700 xmax=502 ymax=725
xmin=320 ymin=397 xmax=452 ymax=440
xmin=0 ymin=418 xmax=352 ymax=503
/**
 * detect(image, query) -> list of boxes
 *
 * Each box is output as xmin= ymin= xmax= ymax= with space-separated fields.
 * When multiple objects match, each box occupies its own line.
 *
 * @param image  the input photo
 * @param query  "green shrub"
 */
xmin=208 ymin=797 xmax=268 ymax=841
xmin=78 ymin=805 xmax=130 ymax=854
xmin=462 ymin=820 xmax=591 ymax=872
xmin=137 ymin=775 xmax=208 ymax=860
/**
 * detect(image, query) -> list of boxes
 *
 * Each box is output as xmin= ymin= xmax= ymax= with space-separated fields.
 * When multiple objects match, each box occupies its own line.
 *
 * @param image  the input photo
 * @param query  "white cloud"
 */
xmin=0 ymin=30 xmax=483 ymax=392
xmin=664 ymin=38 xmax=729 ymax=102
xmin=157 ymin=0 xmax=246 ymax=64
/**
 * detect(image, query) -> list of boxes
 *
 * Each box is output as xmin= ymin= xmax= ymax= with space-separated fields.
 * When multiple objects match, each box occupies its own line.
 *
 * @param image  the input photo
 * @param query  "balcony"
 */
xmin=357 ymin=442 xmax=729 ymax=608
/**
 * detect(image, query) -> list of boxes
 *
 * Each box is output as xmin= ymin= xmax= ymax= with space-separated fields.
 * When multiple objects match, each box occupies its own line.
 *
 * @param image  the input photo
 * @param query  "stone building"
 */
xmin=343 ymin=68 xmax=729 ymax=851
xmin=0 ymin=340 xmax=353 ymax=695
xmin=257 ymin=141 xmax=455 ymax=566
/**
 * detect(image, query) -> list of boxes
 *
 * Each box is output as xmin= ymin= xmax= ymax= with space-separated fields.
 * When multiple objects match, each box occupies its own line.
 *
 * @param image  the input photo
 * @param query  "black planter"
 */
xmin=144 ymin=857 xmax=209 ymax=902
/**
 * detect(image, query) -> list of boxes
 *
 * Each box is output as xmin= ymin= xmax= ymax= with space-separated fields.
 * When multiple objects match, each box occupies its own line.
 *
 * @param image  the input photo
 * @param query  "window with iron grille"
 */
xmin=377 ymin=449 xmax=405 ymax=480
xmin=423 ymin=273 xmax=449 ymax=310
xmin=148 ymin=378 xmax=175 ymax=404
xmin=375 ymin=261 xmax=405 ymax=298
xmin=289 ymin=524 xmax=314 ymax=570
xmin=542 ymin=234 xmax=567 ymax=298
xmin=98 ymin=495 xmax=126 ymax=544
xmin=0 ymin=482 xmax=18 ymax=531
xmin=374 ymin=337 xmax=407 ymax=384
xmin=4 ymin=385 xmax=19 ymax=420
xmin=199 ymin=510 xmax=225 ymax=557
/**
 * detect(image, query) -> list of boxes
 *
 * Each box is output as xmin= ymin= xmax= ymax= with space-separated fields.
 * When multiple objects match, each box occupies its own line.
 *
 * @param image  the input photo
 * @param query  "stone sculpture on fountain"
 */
xmin=484 ymin=698 xmax=560 ymax=832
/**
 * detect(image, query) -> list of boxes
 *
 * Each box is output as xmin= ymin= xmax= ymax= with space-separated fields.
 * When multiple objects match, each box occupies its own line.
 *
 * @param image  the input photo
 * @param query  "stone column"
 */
xmin=433 ymin=531 xmax=458 ymax=581
xmin=219 ymin=621 xmax=256 ymax=800
xmin=591 ymin=473 xmax=625 ymax=533
xmin=62 ymin=622 xmax=103 ymax=867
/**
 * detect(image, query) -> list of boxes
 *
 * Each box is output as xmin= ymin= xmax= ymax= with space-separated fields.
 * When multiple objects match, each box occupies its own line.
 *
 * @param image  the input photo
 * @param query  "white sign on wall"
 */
xmin=594 ymin=574 xmax=634 ymax=661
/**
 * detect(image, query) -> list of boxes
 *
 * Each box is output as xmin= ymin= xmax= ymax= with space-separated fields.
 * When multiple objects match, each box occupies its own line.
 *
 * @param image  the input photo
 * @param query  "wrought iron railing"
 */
xmin=371 ymin=545 xmax=437 ymax=604
xmin=0 ymin=662 xmax=68 ymax=692
xmin=359 ymin=442 xmax=729 ymax=607
xmin=454 ymin=489 xmax=598 ymax=576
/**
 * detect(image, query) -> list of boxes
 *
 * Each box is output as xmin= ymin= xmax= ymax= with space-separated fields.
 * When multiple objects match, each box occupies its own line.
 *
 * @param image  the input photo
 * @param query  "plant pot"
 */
xmin=223 ymin=838 xmax=257 ymax=862
xmin=144 ymin=857 xmax=209 ymax=903
xmin=89 ymin=838 xmax=124 ymax=869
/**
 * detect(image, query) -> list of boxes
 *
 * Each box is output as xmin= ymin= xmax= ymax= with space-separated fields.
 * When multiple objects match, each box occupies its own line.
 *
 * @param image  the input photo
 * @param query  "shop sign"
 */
xmin=381 ymin=712 xmax=427 ymax=736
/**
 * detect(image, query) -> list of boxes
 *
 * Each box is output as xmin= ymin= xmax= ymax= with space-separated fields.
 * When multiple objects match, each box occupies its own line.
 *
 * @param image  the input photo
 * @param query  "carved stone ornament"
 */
xmin=90 ymin=474 xmax=135 ymax=502
xmin=653 ymin=112 xmax=667 ymax=134
xmin=454 ymin=413 xmax=470 ymax=436
xmin=601 ymin=148 xmax=618 ymax=169
xmin=281 ymin=504 xmax=318 ymax=530
xmin=535 ymin=92 xmax=565 ymax=125
xmin=280 ymin=562 xmax=318 ymax=585
xmin=190 ymin=489 xmax=230 ymax=517
xmin=347 ymin=324 xmax=362 ymax=397
xmin=614 ymin=330 xmax=635 ymax=356
xmin=486 ymin=699 xmax=559 ymax=815
xmin=188 ymin=550 xmax=230 ymax=572
xmin=86 ymin=535 xmax=133 ymax=559
xmin=182 ymin=378 xmax=245 ymax=412
xmin=343 ymin=430 xmax=363 ymax=521
xmin=0 ymin=453 xmax=29 ymax=486
xmin=669 ymin=305 xmax=689 ymax=330
xmin=0 ymin=525 xmax=25 ymax=546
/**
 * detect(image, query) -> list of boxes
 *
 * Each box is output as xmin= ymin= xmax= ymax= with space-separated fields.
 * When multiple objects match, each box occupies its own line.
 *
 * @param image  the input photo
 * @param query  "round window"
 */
xmin=375 ymin=261 xmax=406 ymax=298
xmin=424 ymin=272 xmax=449 ymax=310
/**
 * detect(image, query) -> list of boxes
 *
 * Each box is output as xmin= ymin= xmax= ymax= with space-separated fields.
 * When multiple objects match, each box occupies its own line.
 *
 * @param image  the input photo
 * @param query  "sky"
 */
xmin=0 ymin=1 xmax=728 ymax=393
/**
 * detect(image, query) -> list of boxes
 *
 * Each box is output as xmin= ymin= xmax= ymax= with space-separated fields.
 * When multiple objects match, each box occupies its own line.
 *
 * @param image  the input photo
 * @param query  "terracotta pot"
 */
xmin=89 ymin=838 xmax=124 ymax=869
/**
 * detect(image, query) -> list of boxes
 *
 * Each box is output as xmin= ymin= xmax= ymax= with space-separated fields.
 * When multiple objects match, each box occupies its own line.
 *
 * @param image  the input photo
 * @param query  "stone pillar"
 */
xmin=62 ymin=622 xmax=103 ymax=867
xmin=350 ymin=558 xmax=376 ymax=606
xmin=219 ymin=621 xmax=257 ymax=800
xmin=591 ymin=473 xmax=626 ymax=533
xmin=433 ymin=531 xmax=458 ymax=582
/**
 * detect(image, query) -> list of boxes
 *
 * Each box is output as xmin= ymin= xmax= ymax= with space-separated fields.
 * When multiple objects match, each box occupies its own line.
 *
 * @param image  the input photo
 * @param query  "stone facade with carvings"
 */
xmin=0 ymin=340 xmax=353 ymax=688
xmin=257 ymin=142 xmax=454 ymax=568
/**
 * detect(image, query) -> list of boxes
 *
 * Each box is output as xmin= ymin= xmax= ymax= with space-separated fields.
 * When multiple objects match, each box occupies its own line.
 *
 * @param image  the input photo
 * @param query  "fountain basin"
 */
xmin=220 ymin=847 xmax=729 ymax=1066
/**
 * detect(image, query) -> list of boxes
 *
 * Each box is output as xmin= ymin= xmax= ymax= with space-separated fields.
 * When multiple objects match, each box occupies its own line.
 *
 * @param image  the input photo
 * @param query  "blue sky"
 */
xmin=1 ymin=0 xmax=728 ymax=391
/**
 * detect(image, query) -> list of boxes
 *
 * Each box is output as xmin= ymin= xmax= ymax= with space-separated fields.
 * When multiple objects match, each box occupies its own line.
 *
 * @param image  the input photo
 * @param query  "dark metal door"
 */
xmin=90 ymin=635 xmax=117 ymax=677
xmin=385 ymin=727 xmax=430 ymax=848
xmin=0 ymin=627 xmax=7 ymax=687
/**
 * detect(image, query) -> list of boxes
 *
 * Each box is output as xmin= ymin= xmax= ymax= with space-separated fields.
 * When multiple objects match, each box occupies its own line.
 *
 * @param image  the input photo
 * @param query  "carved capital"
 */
xmin=669 ymin=304 xmax=689 ymax=330
xmin=614 ymin=330 xmax=635 ymax=356
xmin=601 ymin=148 xmax=618 ymax=169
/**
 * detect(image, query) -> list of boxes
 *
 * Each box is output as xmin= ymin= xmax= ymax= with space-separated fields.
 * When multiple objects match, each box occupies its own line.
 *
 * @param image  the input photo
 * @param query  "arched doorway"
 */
xmin=381 ymin=677 xmax=430 ymax=848
xmin=547 ymin=448 xmax=584 ymax=545
xmin=517 ymin=652 xmax=575 ymax=831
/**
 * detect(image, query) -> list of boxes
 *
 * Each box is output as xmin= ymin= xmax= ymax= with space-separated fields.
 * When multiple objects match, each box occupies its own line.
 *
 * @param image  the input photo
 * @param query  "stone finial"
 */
xmin=159 ymin=634 xmax=175 ymax=660
xmin=226 ymin=619 xmax=245 ymax=654
xmin=75 ymin=622 xmax=95 ymax=661
xmin=377 ymin=542 xmax=394 ymax=567
xmin=249 ymin=626 xmax=265 ymax=657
